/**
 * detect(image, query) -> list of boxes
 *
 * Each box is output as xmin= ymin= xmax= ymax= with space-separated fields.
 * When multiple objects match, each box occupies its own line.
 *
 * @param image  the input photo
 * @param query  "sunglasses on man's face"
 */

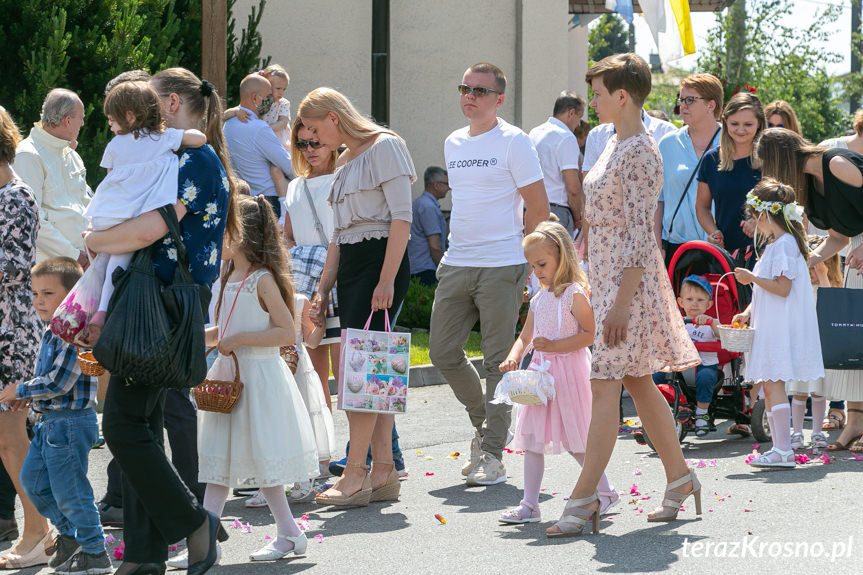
xmin=296 ymin=139 xmax=324 ymax=151
xmin=457 ymin=84 xmax=502 ymax=98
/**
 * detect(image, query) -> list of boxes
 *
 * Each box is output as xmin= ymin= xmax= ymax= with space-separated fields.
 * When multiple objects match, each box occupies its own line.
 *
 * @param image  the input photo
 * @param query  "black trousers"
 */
xmin=104 ymin=389 xmax=205 ymax=508
xmin=337 ymin=237 xmax=411 ymax=330
xmin=0 ymin=464 xmax=15 ymax=521
xmin=102 ymin=377 xmax=206 ymax=562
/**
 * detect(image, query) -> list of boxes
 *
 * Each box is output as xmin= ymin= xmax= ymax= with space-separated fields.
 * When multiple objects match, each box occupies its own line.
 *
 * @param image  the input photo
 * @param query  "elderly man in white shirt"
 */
xmin=14 ymin=89 xmax=91 ymax=266
xmin=224 ymin=74 xmax=293 ymax=219
xmin=528 ymin=91 xmax=586 ymax=233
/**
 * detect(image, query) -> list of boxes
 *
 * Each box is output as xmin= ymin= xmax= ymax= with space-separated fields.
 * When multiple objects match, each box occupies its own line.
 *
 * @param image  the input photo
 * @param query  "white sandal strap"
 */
xmin=666 ymin=470 xmax=694 ymax=491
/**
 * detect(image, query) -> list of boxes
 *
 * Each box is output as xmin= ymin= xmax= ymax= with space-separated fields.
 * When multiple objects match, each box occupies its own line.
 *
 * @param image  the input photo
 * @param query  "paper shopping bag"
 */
xmin=339 ymin=310 xmax=409 ymax=414
xmin=817 ymin=287 xmax=863 ymax=369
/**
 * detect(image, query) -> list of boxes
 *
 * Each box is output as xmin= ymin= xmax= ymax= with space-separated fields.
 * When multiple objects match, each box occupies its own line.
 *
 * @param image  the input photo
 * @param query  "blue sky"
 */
xmin=630 ymin=0 xmax=853 ymax=76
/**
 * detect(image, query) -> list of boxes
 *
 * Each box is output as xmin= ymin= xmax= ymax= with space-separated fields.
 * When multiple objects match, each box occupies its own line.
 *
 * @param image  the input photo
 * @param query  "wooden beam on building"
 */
xmin=202 ymin=0 xmax=227 ymax=100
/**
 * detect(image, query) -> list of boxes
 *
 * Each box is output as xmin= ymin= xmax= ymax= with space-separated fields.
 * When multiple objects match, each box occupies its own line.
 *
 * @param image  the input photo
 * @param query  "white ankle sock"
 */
xmin=791 ymin=399 xmax=807 ymax=434
xmin=771 ymin=403 xmax=792 ymax=452
xmin=695 ymin=407 xmax=708 ymax=427
xmin=810 ymin=397 xmax=827 ymax=436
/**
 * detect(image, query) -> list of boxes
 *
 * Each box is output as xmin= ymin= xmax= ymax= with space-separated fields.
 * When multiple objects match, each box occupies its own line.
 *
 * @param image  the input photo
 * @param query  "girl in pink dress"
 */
xmin=498 ymin=222 xmax=618 ymax=525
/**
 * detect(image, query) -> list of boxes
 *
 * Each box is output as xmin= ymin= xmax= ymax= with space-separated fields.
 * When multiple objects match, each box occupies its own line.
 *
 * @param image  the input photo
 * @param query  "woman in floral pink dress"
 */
xmin=547 ymin=54 xmax=702 ymax=538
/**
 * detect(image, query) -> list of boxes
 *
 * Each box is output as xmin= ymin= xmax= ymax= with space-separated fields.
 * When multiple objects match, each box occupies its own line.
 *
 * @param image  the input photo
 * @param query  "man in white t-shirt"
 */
xmin=528 ymin=91 xmax=586 ymax=233
xmin=429 ymin=62 xmax=549 ymax=487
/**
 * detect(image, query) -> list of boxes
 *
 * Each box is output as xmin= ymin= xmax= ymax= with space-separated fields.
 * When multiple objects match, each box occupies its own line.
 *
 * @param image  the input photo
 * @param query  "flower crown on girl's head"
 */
xmin=745 ymin=190 xmax=804 ymax=223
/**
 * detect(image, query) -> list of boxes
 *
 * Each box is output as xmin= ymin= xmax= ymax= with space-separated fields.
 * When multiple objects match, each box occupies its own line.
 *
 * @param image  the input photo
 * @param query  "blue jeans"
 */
xmin=21 ymin=409 xmax=104 ymax=554
xmin=694 ymin=364 xmax=720 ymax=404
xmin=652 ymin=365 xmax=719 ymax=405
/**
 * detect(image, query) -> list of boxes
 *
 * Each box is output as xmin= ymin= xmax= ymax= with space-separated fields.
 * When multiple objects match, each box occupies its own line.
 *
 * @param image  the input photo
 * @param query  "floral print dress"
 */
xmin=583 ymin=133 xmax=699 ymax=380
xmin=0 ymin=179 xmax=41 ymax=407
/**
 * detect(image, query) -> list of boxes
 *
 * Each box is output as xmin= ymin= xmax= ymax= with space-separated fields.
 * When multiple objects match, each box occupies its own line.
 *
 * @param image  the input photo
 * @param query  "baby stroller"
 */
xmin=644 ymin=241 xmax=770 ymax=449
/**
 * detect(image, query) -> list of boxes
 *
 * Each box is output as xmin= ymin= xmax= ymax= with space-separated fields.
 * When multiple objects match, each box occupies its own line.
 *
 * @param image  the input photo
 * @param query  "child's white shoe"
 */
xmin=598 ymin=490 xmax=621 ymax=515
xmin=811 ymin=432 xmax=829 ymax=450
xmin=750 ymin=448 xmax=796 ymax=469
xmin=249 ymin=532 xmax=308 ymax=561
xmin=244 ymin=490 xmax=267 ymax=508
xmin=499 ymin=501 xmax=541 ymax=524
xmin=790 ymin=432 xmax=805 ymax=450
xmin=288 ymin=480 xmax=316 ymax=503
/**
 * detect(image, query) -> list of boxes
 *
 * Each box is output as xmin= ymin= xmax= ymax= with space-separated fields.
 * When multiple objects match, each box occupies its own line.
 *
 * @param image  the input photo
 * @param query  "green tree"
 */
xmin=0 ymin=0 xmax=269 ymax=187
xmin=588 ymin=14 xmax=630 ymax=63
xmin=697 ymin=0 xmax=848 ymax=143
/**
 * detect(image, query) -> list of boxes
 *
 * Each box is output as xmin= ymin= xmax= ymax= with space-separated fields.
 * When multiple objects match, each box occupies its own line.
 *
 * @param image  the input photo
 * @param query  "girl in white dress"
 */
xmin=84 ymin=80 xmax=206 ymax=342
xmin=245 ymin=293 xmax=336 ymax=508
xmin=733 ymin=179 xmax=824 ymax=469
xmin=199 ymin=195 xmax=319 ymax=561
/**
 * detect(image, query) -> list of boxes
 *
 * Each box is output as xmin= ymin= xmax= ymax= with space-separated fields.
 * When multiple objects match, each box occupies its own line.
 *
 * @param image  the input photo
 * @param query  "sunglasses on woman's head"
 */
xmin=296 ymin=139 xmax=324 ymax=151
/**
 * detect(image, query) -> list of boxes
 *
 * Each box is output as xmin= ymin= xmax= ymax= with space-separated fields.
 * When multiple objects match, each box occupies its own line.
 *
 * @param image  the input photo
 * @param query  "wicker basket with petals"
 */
xmin=717 ymin=325 xmax=755 ymax=353
xmin=77 ymin=349 xmax=105 ymax=377
xmin=194 ymin=348 xmax=243 ymax=414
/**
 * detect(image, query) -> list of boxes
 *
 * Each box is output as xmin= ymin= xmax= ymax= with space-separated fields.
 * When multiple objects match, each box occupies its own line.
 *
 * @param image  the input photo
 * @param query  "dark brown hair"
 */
xmin=0 ymin=106 xmax=21 ymax=165
xmin=151 ymin=67 xmax=240 ymax=244
xmin=755 ymin=128 xmax=827 ymax=207
xmin=746 ymin=177 xmax=808 ymax=261
xmin=32 ymin=257 xmax=83 ymax=291
xmin=806 ymin=234 xmax=842 ymax=287
xmin=103 ymin=81 xmax=164 ymax=138
xmin=764 ymin=100 xmax=801 ymax=136
xmin=585 ymin=53 xmax=652 ymax=108
xmin=217 ymin=196 xmax=295 ymax=321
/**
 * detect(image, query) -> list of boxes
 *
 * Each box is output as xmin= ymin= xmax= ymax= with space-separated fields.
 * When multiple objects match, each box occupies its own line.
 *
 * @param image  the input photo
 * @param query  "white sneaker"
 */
xmin=461 ymin=432 xmax=483 ymax=477
xmin=466 ymin=451 xmax=507 ymax=486
xmin=245 ymin=490 xmax=267 ymax=508
xmin=166 ymin=543 xmax=221 ymax=569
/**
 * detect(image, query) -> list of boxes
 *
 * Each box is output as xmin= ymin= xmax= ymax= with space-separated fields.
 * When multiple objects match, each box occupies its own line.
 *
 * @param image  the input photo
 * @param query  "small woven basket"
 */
xmin=717 ymin=325 xmax=755 ymax=353
xmin=280 ymin=345 xmax=299 ymax=374
xmin=77 ymin=349 xmax=105 ymax=377
xmin=194 ymin=348 xmax=243 ymax=414
xmin=507 ymin=391 xmax=544 ymax=406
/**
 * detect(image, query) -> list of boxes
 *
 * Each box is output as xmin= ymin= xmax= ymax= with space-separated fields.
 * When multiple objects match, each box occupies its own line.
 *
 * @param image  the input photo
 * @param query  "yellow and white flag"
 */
xmin=640 ymin=0 xmax=696 ymax=65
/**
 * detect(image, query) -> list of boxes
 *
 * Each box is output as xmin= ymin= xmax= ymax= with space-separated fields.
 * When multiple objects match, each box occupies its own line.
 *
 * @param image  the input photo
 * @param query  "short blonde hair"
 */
xmin=719 ymin=92 xmax=765 ymax=171
xmin=522 ymin=221 xmax=588 ymax=298
xmin=679 ymin=74 xmax=724 ymax=120
xmin=298 ymin=87 xmax=397 ymax=144
xmin=585 ymin=53 xmax=652 ymax=108
xmin=290 ymin=116 xmax=338 ymax=178
xmin=0 ymin=106 xmax=21 ymax=165
xmin=260 ymin=64 xmax=290 ymax=85
xmin=764 ymin=100 xmax=801 ymax=136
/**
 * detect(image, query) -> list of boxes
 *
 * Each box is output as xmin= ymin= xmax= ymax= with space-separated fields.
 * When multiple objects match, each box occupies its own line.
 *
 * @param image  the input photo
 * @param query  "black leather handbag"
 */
xmin=93 ymin=206 xmax=211 ymax=388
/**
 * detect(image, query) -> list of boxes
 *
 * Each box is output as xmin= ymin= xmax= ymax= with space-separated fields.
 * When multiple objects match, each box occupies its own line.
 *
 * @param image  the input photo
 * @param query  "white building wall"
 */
xmin=231 ymin=1 xmax=588 ymax=207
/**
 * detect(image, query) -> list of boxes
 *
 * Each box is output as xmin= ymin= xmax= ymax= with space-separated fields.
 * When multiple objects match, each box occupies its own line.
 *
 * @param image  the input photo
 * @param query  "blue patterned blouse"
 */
xmin=152 ymin=145 xmax=229 ymax=288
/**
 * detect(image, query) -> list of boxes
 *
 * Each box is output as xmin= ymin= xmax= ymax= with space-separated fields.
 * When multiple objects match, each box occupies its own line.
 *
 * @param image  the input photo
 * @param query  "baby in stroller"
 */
xmin=672 ymin=275 xmax=722 ymax=437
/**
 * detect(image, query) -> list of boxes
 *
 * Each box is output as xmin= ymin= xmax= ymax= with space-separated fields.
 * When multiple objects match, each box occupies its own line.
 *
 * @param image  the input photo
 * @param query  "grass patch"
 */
xmin=409 ymin=330 xmax=483 ymax=366
xmin=328 ymin=330 xmax=483 ymax=377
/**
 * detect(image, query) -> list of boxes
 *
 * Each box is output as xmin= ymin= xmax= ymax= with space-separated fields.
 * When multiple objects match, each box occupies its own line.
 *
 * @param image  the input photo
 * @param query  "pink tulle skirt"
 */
xmin=512 ymin=349 xmax=592 ymax=454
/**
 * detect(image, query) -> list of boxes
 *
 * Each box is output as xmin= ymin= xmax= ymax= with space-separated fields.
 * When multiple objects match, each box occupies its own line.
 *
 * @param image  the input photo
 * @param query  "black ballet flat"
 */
xmin=187 ymin=511 xmax=226 ymax=575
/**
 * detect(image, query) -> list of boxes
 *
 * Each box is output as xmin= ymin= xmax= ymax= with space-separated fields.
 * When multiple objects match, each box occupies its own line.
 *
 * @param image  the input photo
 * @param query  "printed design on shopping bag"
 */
xmin=342 ymin=322 xmax=410 ymax=413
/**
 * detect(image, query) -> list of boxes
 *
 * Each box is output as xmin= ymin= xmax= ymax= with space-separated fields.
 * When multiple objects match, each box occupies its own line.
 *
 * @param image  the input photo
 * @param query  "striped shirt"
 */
xmin=15 ymin=328 xmax=97 ymax=412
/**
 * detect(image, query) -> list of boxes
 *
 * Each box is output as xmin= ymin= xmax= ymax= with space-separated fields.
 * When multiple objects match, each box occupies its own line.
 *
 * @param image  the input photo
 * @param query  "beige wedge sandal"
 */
xmin=369 ymin=461 xmax=401 ymax=503
xmin=315 ymin=463 xmax=372 ymax=507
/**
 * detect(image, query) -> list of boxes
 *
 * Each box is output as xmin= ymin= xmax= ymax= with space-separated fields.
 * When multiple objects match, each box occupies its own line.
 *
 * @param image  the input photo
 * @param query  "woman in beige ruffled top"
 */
xmin=298 ymin=88 xmax=415 ymax=507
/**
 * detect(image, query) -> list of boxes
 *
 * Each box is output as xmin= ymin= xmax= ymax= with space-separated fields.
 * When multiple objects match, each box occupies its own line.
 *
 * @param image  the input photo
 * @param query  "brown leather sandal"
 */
xmin=822 ymin=408 xmax=846 ymax=431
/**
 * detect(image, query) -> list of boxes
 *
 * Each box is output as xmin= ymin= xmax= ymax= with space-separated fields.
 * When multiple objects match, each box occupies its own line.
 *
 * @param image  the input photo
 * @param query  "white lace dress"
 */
xmin=292 ymin=294 xmax=336 ymax=462
xmin=198 ymin=269 xmax=319 ymax=488
xmin=744 ymin=234 xmax=825 ymax=390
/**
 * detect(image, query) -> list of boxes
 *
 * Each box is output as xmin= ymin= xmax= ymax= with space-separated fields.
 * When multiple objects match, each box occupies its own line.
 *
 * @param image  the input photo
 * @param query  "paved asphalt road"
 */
xmin=5 ymin=384 xmax=861 ymax=574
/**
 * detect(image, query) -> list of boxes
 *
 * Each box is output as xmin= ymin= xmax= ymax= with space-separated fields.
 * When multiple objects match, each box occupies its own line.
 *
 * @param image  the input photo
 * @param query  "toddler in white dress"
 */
xmin=733 ymin=179 xmax=824 ymax=469
xmin=84 ymin=80 xmax=205 ymax=341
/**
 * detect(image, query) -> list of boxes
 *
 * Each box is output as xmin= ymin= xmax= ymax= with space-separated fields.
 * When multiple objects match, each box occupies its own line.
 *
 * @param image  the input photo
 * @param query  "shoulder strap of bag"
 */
xmin=667 ymin=127 xmax=721 ymax=238
xmin=158 ymin=205 xmax=193 ymax=281
xmin=302 ymin=179 xmax=329 ymax=245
